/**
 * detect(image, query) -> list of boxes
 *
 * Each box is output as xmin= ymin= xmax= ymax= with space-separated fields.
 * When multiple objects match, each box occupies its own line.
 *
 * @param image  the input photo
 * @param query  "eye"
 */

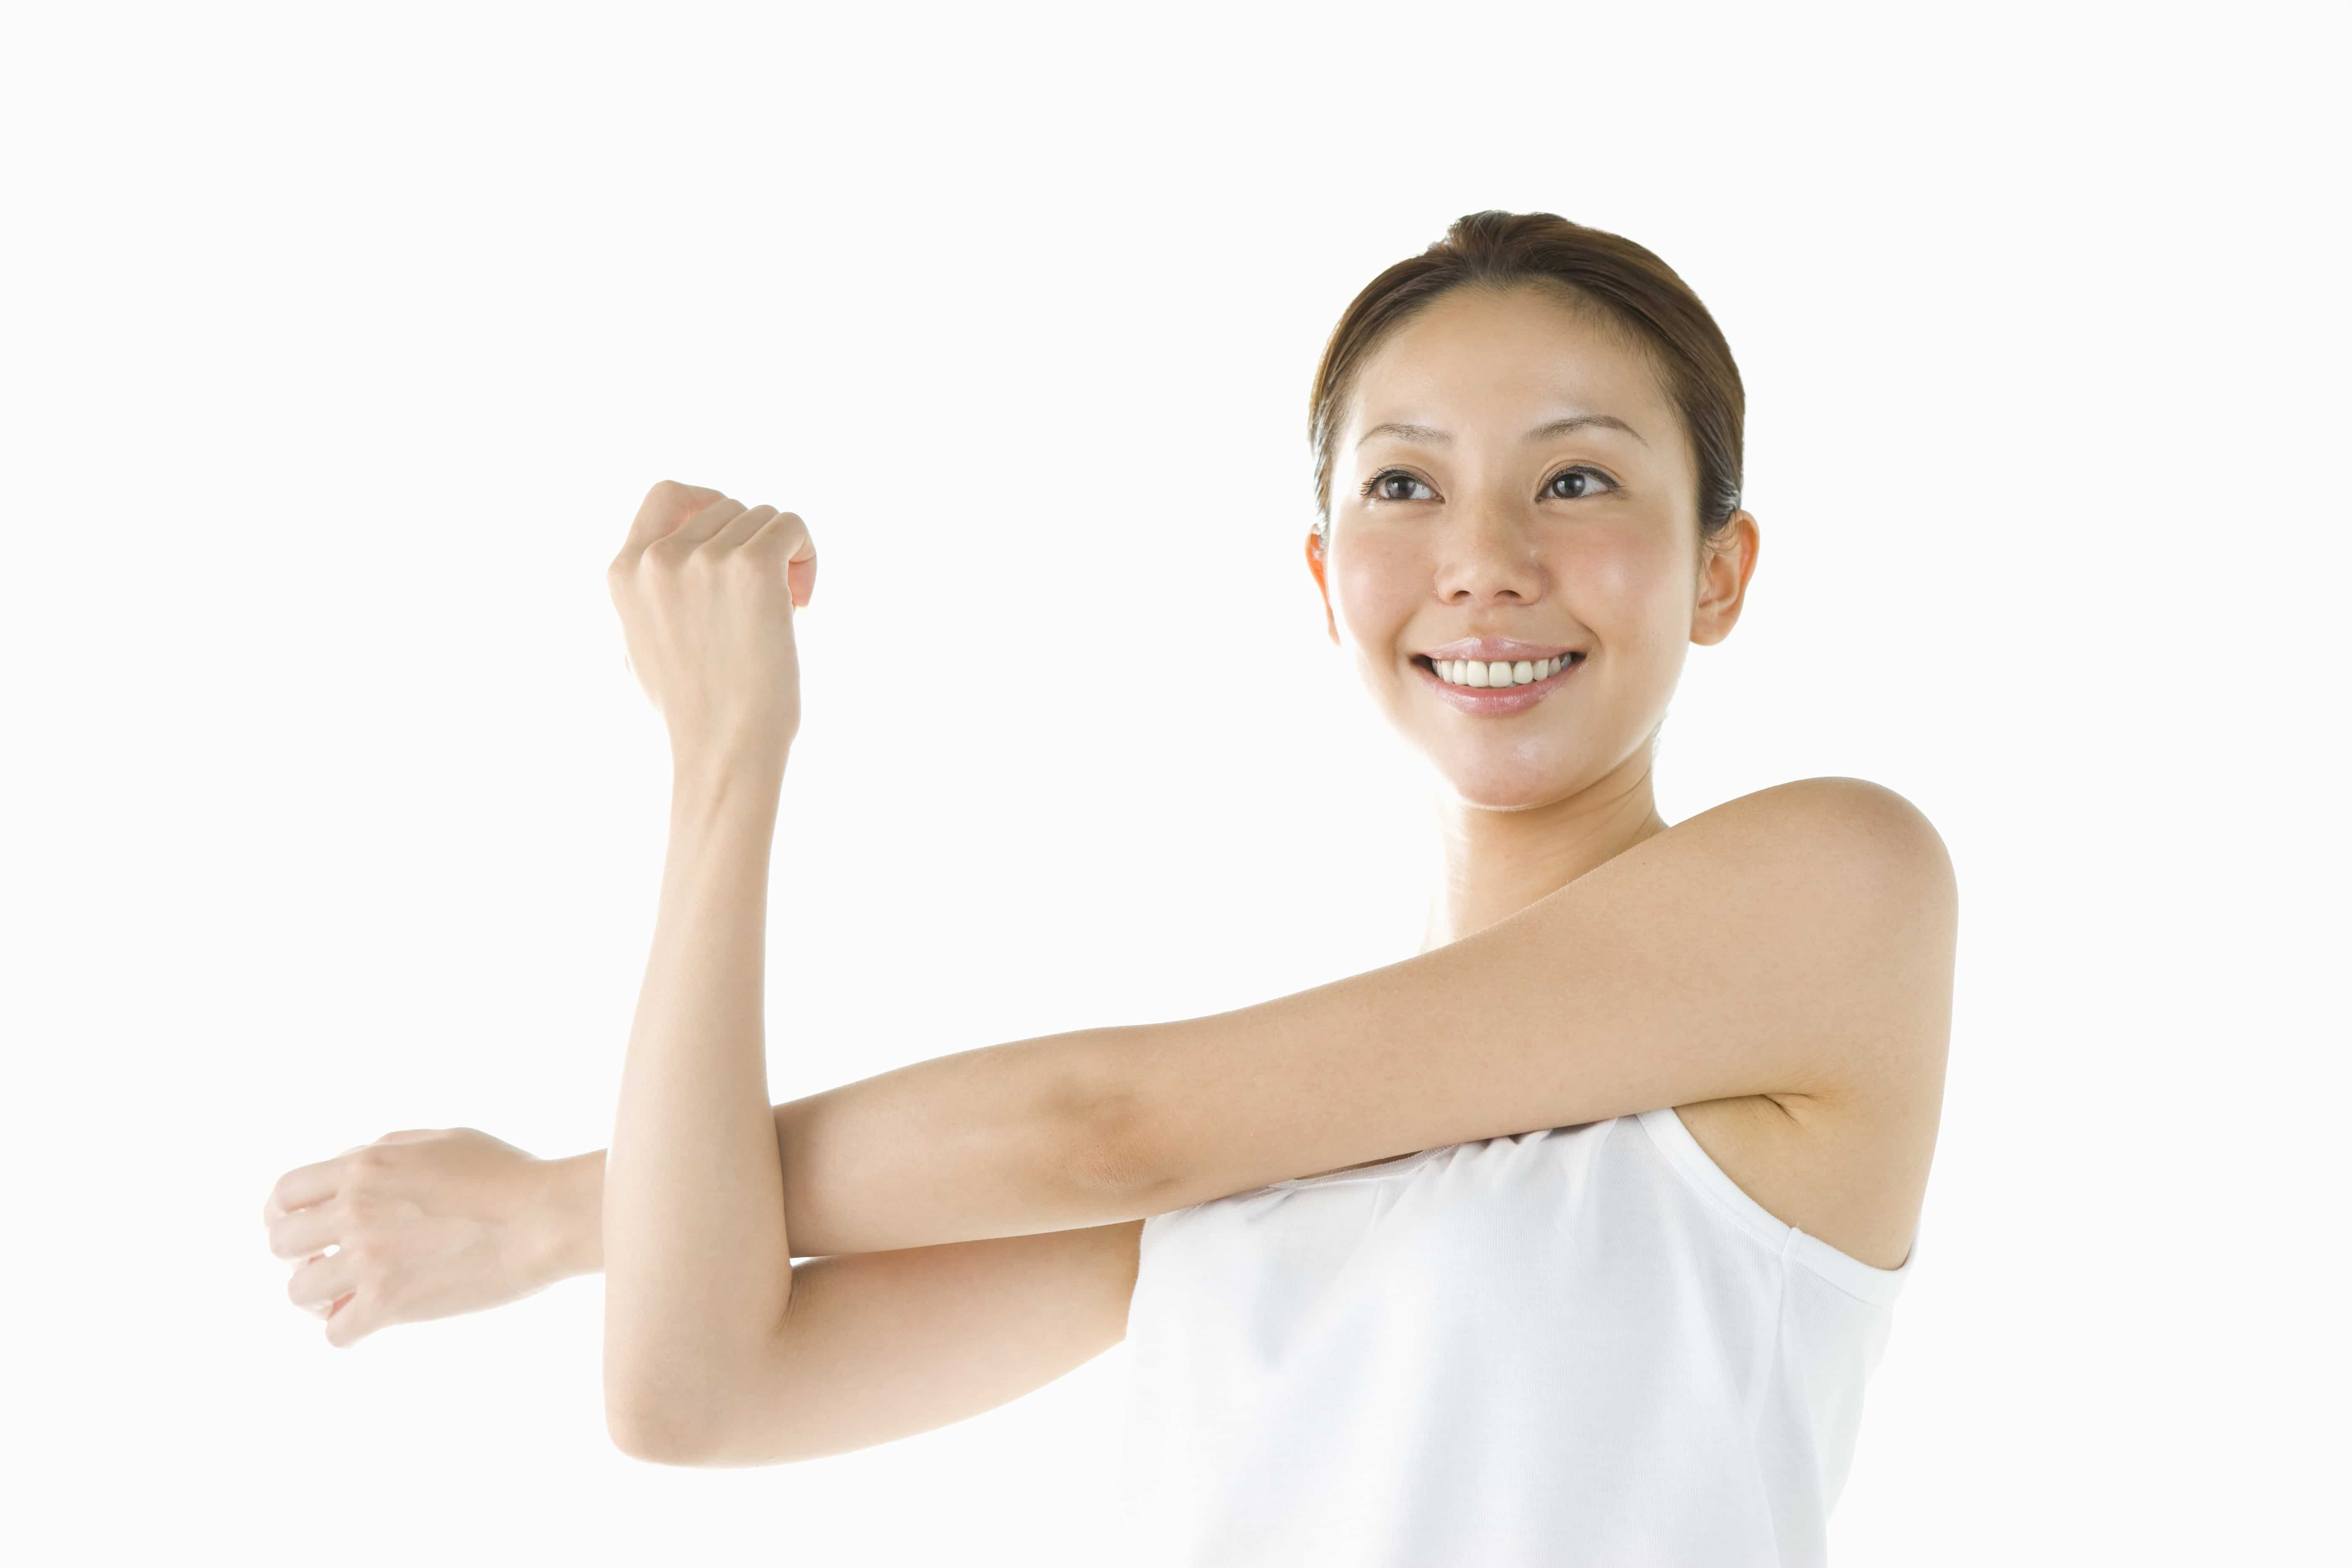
xmin=1545 ymin=465 xmax=1618 ymax=500
xmin=1361 ymin=469 xmax=1436 ymax=503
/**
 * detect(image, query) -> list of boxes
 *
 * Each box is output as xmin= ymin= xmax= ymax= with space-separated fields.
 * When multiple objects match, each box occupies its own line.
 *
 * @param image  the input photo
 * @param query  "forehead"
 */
xmin=1342 ymin=282 xmax=1673 ymax=439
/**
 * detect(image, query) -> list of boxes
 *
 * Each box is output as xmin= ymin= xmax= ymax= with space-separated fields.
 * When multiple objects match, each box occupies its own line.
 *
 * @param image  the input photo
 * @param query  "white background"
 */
xmin=4 ymin=2 xmax=2343 ymax=1562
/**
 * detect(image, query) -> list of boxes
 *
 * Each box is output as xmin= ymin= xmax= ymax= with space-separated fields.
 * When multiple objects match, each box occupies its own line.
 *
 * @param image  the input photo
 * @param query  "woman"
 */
xmin=263 ymin=210 xmax=1955 ymax=1565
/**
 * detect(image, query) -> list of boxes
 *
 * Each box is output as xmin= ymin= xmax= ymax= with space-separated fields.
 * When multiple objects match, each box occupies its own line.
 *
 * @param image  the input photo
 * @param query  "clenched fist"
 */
xmin=262 ymin=1128 xmax=581 ymax=1348
xmin=606 ymin=480 xmax=818 ymax=769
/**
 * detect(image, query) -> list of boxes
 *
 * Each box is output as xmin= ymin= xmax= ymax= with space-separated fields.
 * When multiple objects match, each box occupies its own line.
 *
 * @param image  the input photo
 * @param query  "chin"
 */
xmin=1429 ymin=753 xmax=1585 ymax=811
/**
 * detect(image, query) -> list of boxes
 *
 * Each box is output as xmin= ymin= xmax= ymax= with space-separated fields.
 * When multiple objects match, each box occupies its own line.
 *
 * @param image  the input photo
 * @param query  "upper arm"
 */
xmin=615 ymin=1217 xmax=1143 ymax=1467
xmin=1101 ymin=776 xmax=1957 ymax=1210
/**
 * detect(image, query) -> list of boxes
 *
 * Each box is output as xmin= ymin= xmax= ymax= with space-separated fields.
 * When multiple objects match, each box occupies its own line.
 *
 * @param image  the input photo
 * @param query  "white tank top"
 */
xmin=1115 ymin=1107 xmax=1914 ymax=1566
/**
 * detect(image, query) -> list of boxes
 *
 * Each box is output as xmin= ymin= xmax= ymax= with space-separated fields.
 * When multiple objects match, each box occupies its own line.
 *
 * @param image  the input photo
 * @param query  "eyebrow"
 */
xmin=1354 ymin=413 xmax=1649 ymax=449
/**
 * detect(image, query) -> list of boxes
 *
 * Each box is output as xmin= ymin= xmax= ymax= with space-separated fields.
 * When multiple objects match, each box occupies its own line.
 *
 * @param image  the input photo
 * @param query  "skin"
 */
xmin=1307 ymin=281 xmax=1781 ymax=1188
xmin=261 ymin=282 xmax=1953 ymax=1469
xmin=1323 ymin=281 xmax=1725 ymax=953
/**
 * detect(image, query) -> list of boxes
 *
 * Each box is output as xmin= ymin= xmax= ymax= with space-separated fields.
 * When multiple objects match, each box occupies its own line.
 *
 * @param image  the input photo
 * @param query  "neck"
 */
xmin=1418 ymin=748 xmax=1668 ymax=953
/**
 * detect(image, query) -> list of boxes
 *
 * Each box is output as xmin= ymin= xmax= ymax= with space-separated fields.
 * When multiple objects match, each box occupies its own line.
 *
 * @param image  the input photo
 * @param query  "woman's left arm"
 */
xmin=1099 ymin=774 xmax=1956 ymax=1210
xmin=765 ymin=772 xmax=1955 ymax=1256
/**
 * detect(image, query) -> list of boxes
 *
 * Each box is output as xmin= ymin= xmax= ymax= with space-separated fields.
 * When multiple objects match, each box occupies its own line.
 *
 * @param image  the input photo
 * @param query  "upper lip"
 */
xmin=1418 ymin=637 xmax=1582 ymax=662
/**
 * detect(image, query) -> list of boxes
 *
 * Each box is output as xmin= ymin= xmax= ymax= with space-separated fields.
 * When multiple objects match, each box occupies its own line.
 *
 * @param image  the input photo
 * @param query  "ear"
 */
xmin=1691 ymin=510 xmax=1760 ymax=647
xmin=1305 ymin=525 xmax=1339 ymax=645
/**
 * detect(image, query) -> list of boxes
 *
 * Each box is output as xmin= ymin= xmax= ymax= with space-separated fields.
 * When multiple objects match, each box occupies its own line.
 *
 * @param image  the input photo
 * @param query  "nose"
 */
xmin=1430 ymin=490 xmax=1545 ymax=606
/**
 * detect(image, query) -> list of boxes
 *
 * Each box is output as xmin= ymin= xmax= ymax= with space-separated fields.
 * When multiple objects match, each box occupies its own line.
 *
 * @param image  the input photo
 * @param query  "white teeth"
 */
xmin=1433 ymin=655 xmax=1571 ymax=689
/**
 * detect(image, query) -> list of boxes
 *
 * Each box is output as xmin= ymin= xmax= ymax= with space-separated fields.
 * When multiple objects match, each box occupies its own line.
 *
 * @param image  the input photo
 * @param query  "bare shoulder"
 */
xmin=1695 ymin=776 xmax=1957 ymax=910
xmin=1678 ymin=776 xmax=1958 ymax=1042
xmin=1671 ymin=776 xmax=1956 ymax=1270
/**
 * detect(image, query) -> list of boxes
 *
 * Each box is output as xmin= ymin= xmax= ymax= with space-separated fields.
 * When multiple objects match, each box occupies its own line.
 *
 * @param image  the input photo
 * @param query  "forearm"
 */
xmin=602 ymin=759 xmax=794 ymax=1426
xmin=766 ymin=1027 xmax=1140 ymax=1257
xmin=544 ymin=1032 xmax=1140 ymax=1277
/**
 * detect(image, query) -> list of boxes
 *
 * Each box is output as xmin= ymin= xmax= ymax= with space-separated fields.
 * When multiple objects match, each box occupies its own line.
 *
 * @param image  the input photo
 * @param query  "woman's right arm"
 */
xmin=263 ymin=1127 xmax=1140 ymax=1462
xmin=624 ymin=1217 xmax=1141 ymax=1466
xmin=261 ymin=1100 xmax=1103 ymax=1348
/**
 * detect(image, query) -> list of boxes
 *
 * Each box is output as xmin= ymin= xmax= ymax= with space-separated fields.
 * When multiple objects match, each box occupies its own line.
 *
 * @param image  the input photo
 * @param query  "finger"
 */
xmin=708 ymin=503 xmax=779 ymax=552
xmin=308 ymin=1270 xmax=351 ymax=1320
xmin=747 ymin=511 xmax=818 ymax=606
xmin=662 ymin=494 xmax=750 ymax=550
xmin=620 ymin=480 xmax=725 ymax=557
xmin=324 ymin=1290 xmax=376 ymax=1349
xmin=288 ymin=1248 xmax=361 ymax=1313
xmin=373 ymin=1129 xmax=442 ymax=1144
xmin=261 ymin=1155 xmax=351 ymax=1225
xmin=266 ymin=1203 xmax=344 ymax=1262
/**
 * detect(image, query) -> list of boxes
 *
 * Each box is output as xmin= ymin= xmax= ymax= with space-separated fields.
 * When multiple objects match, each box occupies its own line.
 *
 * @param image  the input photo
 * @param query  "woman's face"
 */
xmin=1309 ymin=282 xmax=1754 ymax=810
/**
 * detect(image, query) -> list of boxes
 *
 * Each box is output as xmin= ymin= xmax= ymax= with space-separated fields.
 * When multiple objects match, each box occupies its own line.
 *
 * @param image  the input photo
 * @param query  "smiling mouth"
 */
xmin=1412 ymin=652 xmax=1586 ymax=690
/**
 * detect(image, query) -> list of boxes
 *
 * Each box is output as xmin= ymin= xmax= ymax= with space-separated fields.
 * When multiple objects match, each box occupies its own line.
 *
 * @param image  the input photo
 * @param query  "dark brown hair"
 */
xmin=1308 ymin=211 xmax=1745 ymax=551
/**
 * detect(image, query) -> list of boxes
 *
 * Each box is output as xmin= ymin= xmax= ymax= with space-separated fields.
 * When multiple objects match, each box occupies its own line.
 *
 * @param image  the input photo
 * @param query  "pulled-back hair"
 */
xmin=1308 ymin=211 xmax=1745 ymax=548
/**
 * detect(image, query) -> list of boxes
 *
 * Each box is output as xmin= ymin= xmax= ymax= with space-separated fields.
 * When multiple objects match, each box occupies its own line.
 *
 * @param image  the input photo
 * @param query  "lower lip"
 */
xmin=1415 ymin=654 xmax=1585 ymax=714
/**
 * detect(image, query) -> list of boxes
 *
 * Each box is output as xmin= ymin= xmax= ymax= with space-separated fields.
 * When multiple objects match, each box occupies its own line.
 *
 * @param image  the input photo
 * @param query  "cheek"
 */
xmin=1571 ymin=529 xmax=1689 ymax=645
xmin=1328 ymin=533 xmax=1420 ymax=643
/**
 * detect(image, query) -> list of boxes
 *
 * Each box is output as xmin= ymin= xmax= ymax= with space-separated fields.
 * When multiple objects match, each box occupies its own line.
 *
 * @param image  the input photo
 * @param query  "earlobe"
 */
xmin=1306 ymin=527 xmax=1339 ymax=645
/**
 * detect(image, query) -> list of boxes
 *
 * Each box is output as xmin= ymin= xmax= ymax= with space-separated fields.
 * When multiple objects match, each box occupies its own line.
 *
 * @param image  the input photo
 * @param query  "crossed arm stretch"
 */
xmin=596 ymin=758 xmax=1953 ymax=1460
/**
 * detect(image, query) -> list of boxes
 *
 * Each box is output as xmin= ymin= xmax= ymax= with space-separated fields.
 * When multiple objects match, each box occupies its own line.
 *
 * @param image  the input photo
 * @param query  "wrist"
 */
xmin=534 ymin=1150 xmax=606 ymax=1281
xmin=670 ymin=743 xmax=789 ymax=794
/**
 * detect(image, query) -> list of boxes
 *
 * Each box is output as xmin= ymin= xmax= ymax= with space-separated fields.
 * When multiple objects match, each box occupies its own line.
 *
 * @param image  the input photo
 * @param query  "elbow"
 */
xmin=609 ymin=1381 xmax=825 ymax=1469
xmin=605 ymin=1357 xmax=720 ymax=1466
xmin=606 ymin=1395 xmax=710 ymax=1467
xmin=603 ymin=1315 xmax=770 ymax=1465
